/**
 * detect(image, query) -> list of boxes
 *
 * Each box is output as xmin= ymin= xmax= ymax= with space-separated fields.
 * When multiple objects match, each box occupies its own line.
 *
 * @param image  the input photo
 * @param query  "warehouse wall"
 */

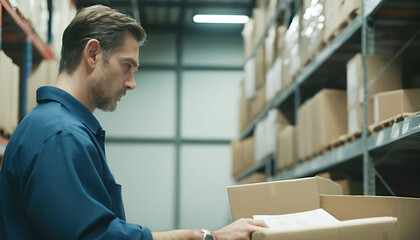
xmin=95 ymin=30 xmax=243 ymax=231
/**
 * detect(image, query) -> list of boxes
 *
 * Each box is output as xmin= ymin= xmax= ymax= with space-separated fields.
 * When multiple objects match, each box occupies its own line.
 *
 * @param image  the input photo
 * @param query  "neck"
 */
xmin=55 ymin=68 xmax=95 ymax=113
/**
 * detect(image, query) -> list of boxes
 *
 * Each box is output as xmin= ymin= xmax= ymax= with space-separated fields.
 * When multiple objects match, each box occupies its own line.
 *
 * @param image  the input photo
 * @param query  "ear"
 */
xmin=84 ymin=39 xmax=102 ymax=69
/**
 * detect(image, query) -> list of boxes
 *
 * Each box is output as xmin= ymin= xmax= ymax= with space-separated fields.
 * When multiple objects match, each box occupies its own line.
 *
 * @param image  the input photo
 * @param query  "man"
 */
xmin=0 ymin=5 xmax=267 ymax=240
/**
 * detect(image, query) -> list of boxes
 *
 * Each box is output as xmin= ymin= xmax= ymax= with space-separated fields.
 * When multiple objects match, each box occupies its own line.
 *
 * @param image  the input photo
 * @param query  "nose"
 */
xmin=125 ymin=73 xmax=136 ymax=90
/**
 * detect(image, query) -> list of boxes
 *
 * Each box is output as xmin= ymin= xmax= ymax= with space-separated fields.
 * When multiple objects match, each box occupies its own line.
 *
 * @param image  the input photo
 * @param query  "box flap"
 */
xmin=227 ymin=177 xmax=342 ymax=221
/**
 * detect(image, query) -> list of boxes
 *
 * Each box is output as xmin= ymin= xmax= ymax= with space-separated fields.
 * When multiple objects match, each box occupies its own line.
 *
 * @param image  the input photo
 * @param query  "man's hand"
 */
xmin=212 ymin=218 xmax=268 ymax=240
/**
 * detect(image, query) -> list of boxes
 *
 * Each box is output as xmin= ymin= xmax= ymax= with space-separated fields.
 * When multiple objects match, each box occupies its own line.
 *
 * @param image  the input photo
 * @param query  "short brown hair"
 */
xmin=59 ymin=5 xmax=146 ymax=74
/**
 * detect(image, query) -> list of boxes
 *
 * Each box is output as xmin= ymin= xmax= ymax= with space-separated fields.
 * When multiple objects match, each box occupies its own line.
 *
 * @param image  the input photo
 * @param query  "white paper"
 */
xmin=253 ymin=209 xmax=339 ymax=229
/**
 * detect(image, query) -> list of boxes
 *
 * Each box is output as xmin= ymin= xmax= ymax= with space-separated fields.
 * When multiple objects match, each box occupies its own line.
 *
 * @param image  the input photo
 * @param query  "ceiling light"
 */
xmin=193 ymin=14 xmax=249 ymax=24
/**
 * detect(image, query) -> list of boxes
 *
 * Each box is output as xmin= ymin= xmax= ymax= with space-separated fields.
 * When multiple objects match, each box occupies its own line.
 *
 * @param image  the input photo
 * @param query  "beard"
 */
xmin=89 ymin=67 xmax=125 ymax=112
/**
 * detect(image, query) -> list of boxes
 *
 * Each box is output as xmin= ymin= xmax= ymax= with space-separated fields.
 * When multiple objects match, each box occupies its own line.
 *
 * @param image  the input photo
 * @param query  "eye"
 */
xmin=125 ymin=64 xmax=132 ymax=71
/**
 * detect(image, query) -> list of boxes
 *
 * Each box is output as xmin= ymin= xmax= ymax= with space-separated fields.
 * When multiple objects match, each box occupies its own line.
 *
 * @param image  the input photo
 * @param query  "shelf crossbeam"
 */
xmin=0 ymin=0 xmax=53 ymax=59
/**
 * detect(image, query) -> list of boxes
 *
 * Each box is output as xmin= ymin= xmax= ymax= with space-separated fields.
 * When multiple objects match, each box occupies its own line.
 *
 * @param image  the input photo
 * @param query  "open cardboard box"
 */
xmin=228 ymin=176 xmax=420 ymax=240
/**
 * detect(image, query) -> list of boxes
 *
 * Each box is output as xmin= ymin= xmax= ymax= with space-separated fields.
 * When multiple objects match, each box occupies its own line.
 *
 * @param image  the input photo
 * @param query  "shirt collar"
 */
xmin=36 ymin=86 xmax=102 ymax=134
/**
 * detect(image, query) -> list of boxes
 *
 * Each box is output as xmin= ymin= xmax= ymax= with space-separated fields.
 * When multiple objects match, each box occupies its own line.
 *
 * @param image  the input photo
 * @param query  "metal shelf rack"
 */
xmin=0 ymin=0 xmax=54 ymax=124
xmin=236 ymin=0 xmax=420 ymax=196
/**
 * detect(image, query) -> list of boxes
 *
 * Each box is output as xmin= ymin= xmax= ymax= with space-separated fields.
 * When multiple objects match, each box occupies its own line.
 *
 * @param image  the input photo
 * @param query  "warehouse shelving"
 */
xmin=0 ymin=0 xmax=54 ymax=123
xmin=236 ymin=0 xmax=420 ymax=197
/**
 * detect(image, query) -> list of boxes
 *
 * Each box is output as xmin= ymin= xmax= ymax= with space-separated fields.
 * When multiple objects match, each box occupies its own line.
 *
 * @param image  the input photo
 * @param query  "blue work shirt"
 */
xmin=0 ymin=86 xmax=153 ymax=240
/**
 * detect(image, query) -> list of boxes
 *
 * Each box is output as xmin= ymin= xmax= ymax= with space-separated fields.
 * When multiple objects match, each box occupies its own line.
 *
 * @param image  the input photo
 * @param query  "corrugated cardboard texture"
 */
xmin=320 ymin=195 xmax=420 ymax=240
xmin=252 ymin=217 xmax=398 ymax=240
xmin=228 ymin=177 xmax=342 ymax=221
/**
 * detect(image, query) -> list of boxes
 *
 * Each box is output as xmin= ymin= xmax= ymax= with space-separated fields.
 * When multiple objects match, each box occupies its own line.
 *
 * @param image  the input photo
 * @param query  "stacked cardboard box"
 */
xmin=27 ymin=60 xmax=59 ymax=112
xmin=372 ymin=89 xmax=420 ymax=125
xmin=282 ymin=15 xmax=300 ymax=88
xmin=323 ymin=0 xmax=361 ymax=42
xmin=51 ymin=0 xmax=77 ymax=58
xmin=346 ymin=54 xmax=402 ymax=135
xmin=276 ymin=125 xmax=295 ymax=170
xmin=298 ymin=89 xmax=347 ymax=160
xmin=231 ymin=137 xmax=255 ymax=177
xmin=299 ymin=0 xmax=325 ymax=67
xmin=228 ymin=177 xmax=420 ymax=240
xmin=0 ymin=51 xmax=20 ymax=136
xmin=254 ymin=109 xmax=289 ymax=162
xmin=10 ymin=0 xmax=49 ymax=43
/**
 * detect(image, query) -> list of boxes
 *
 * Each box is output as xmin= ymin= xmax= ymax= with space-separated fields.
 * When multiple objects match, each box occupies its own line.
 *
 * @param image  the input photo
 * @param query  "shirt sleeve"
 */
xmin=18 ymin=129 xmax=153 ymax=240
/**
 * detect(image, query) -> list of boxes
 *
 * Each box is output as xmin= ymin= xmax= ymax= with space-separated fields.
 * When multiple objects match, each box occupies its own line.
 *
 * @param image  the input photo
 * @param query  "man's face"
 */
xmin=89 ymin=32 xmax=139 ymax=112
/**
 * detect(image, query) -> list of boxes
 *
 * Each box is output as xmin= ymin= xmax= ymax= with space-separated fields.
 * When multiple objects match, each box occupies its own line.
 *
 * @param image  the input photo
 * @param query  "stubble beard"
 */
xmin=89 ymin=71 xmax=124 ymax=112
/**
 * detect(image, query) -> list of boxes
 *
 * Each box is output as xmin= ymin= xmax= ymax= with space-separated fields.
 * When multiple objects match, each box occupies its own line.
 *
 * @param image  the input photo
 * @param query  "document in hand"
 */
xmin=253 ymin=208 xmax=339 ymax=229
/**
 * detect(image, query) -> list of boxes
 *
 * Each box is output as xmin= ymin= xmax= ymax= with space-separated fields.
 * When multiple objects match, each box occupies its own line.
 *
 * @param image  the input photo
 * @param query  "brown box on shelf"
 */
xmin=323 ymin=0 xmax=361 ymax=42
xmin=237 ymin=173 xmax=266 ymax=185
xmin=347 ymin=54 xmax=402 ymax=135
xmin=373 ymin=89 xmax=420 ymax=124
xmin=231 ymin=137 xmax=255 ymax=177
xmin=297 ymin=100 xmax=310 ymax=161
xmin=311 ymin=89 xmax=347 ymax=156
xmin=282 ymin=15 xmax=301 ymax=88
xmin=276 ymin=125 xmax=295 ymax=170
xmin=255 ymin=45 xmax=266 ymax=90
xmin=242 ymin=18 xmax=255 ymax=60
xmin=264 ymin=23 xmax=279 ymax=73
xmin=239 ymin=95 xmax=251 ymax=134
xmin=251 ymin=88 xmax=266 ymax=120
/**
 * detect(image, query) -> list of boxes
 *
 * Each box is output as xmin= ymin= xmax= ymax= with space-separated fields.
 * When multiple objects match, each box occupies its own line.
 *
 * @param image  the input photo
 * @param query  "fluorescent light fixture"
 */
xmin=193 ymin=14 xmax=249 ymax=24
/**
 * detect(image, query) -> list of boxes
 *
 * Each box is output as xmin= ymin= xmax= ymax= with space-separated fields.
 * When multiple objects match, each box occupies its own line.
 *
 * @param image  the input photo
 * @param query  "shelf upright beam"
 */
xmin=0 ymin=2 xmax=2 ymax=50
xmin=294 ymin=86 xmax=301 ymax=167
xmin=20 ymin=38 xmax=32 ymax=120
xmin=361 ymin=0 xmax=376 ymax=195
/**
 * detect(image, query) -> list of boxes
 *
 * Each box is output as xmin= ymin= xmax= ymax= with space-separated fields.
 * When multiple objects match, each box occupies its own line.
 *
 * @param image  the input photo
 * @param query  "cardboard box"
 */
xmin=323 ymin=0 xmax=361 ymax=42
xmin=264 ymin=23 xmax=279 ymax=73
xmin=276 ymin=125 xmax=295 ymax=170
xmin=252 ymin=217 xmax=398 ymax=240
xmin=300 ymin=0 xmax=325 ymax=67
xmin=231 ymin=137 xmax=255 ymax=177
xmin=282 ymin=15 xmax=300 ymax=88
xmin=297 ymin=100 xmax=312 ymax=160
xmin=321 ymin=195 xmax=420 ymax=240
xmin=251 ymin=88 xmax=266 ymax=120
xmin=265 ymin=58 xmax=282 ymax=103
xmin=242 ymin=18 xmax=255 ymax=60
xmin=28 ymin=60 xmax=59 ymax=112
xmin=237 ymin=173 xmax=266 ymax=185
xmin=0 ymin=51 xmax=20 ymax=136
xmin=227 ymin=176 xmax=342 ymax=220
xmin=239 ymin=96 xmax=251 ymax=133
xmin=346 ymin=54 xmax=402 ymax=135
xmin=373 ymin=89 xmax=420 ymax=124
xmin=254 ymin=45 xmax=266 ymax=90
xmin=311 ymin=89 xmax=347 ymax=155
xmin=228 ymin=177 xmax=420 ymax=240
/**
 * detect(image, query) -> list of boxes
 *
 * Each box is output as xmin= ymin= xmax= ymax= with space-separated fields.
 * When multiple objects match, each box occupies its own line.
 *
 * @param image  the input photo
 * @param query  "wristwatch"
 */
xmin=201 ymin=229 xmax=214 ymax=240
